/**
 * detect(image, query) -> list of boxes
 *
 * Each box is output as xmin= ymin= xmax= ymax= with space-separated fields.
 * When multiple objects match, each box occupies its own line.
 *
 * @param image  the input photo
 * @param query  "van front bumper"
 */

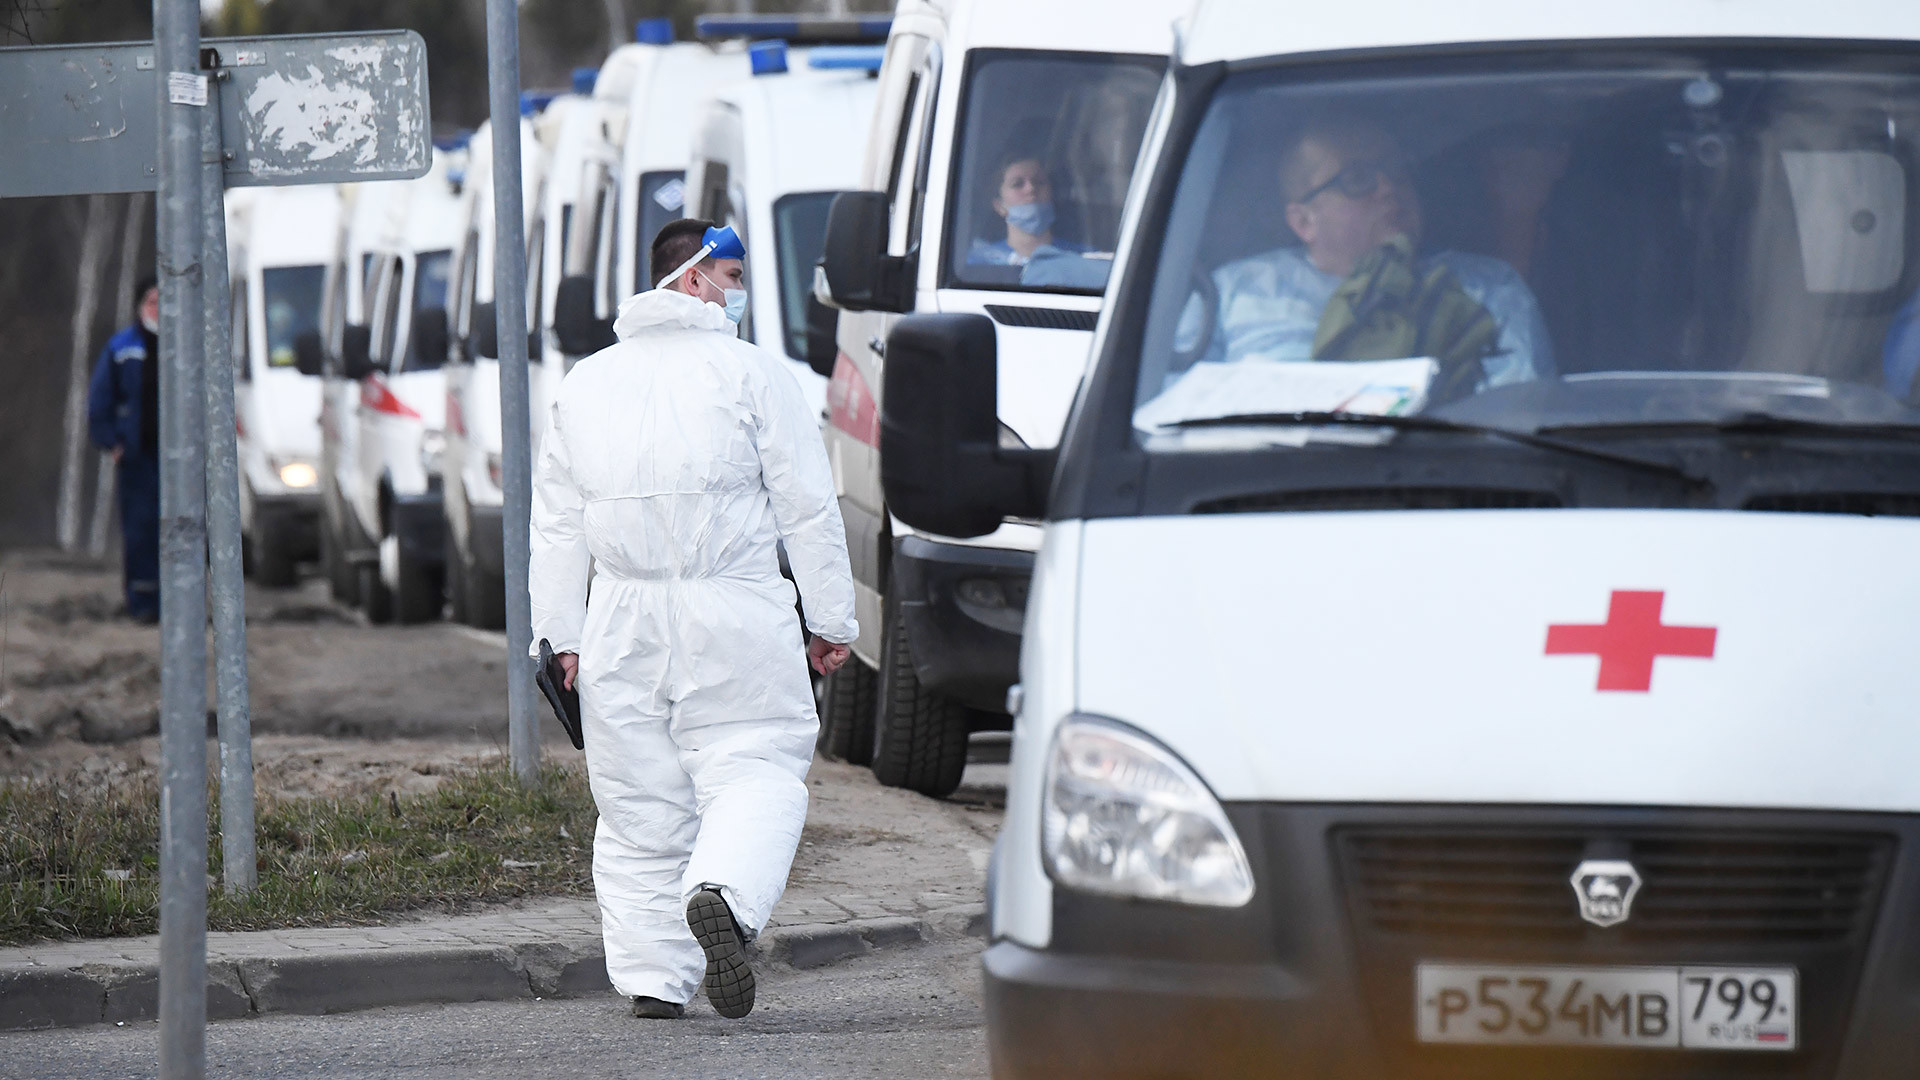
xmin=390 ymin=488 xmax=445 ymax=568
xmin=252 ymin=493 xmax=321 ymax=557
xmin=985 ymin=803 xmax=1920 ymax=1080
xmin=892 ymin=535 xmax=1030 ymax=717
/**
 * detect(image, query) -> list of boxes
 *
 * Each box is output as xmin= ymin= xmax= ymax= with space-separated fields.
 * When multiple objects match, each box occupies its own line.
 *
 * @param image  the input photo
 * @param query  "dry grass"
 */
xmin=0 ymin=762 xmax=595 ymax=944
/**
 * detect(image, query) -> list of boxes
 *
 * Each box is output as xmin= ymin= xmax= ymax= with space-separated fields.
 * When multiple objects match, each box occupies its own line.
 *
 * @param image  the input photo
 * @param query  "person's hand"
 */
xmin=111 ymin=445 xmax=123 ymax=463
xmin=556 ymin=651 xmax=579 ymax=691
xmin=808 ymin=637 xmax=850 ymax=676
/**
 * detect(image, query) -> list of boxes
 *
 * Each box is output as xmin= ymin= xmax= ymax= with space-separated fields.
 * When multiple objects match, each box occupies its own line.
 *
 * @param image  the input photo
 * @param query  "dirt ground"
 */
xmin=0 ymin=549 xmax=571 ymax=800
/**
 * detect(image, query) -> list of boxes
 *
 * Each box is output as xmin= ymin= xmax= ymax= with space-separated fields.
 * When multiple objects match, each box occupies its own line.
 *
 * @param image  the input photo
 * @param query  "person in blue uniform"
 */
xmin=86 ymin=278 xmax=162 ymax=623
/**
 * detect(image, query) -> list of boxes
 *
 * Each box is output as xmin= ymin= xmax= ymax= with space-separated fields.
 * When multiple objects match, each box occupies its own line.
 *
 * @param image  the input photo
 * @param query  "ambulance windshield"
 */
xmin=1132 ymin=49 xmax=1920 ymax=444
xmin=947 ymin=50 xmax=1163 ymax=295
xmin=263 ymin=264 xmax=325 ymax=369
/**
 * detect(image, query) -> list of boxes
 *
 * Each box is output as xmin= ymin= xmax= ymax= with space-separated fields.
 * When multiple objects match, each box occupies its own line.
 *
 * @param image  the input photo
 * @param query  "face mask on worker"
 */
xmin=1004 ymin=199 xmax=1056 ymax=238
xmin=696 ymin=269 xmax=749 ymax=325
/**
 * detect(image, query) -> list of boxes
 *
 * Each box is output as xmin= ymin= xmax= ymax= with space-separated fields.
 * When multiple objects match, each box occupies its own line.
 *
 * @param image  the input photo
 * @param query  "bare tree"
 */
xmin=55 ymin=194 xmax=114 ymax=552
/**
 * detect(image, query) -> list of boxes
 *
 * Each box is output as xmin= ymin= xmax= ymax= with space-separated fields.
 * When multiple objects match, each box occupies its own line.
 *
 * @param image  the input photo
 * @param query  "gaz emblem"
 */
xmin=1569 ymin=859 xmax=1642 ymax=928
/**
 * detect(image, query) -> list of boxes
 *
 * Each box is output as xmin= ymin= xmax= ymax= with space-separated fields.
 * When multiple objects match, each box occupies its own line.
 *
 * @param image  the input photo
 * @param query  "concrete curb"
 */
xmin=0 ymin=905 xmax=984 ymax=1032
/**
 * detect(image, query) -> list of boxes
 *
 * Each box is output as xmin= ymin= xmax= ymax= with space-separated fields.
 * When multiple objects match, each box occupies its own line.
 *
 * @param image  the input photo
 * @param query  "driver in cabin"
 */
xmin=1202 ymin=118 xmax=1555 ymax=401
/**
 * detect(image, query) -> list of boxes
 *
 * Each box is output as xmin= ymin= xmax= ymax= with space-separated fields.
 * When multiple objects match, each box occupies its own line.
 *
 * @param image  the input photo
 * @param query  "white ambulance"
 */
xmin=226 ymin=185 xmax=336 ymax=587
xmin=315 ymin=150 xmax=463 ymax=623
xmin=813 ymin=0 xmax=1181 ymax=795
xmin=442 ymin=114 xmax=546 ymax=629
xmin=872 ymin=0 xmax=1920 ymax=1075
xmin=682 ymin=40 xmax=884 ymax=421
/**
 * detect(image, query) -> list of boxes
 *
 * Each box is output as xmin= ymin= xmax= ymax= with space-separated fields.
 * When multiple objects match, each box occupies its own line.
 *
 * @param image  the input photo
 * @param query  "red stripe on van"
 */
xmin=827 ymin=351 xmax=879 ymax=448
xmin=361 ymin=375 xmax=422 ymax=420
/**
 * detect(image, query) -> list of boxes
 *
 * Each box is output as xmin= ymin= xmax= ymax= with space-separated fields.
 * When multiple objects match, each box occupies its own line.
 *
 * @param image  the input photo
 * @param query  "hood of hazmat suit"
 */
xmin=527 ymin=285 xmax=857 ymax=1005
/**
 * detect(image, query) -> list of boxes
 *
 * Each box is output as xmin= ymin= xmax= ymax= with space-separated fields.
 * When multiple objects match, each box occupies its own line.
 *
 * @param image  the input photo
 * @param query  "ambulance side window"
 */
xmin=372 ymin=255 xmax=404 ymax=372
xmin=698 ymin=161 xmax=733 ymax=227
xmin=232 ymin=278 xmax=251 ymax=382
xmin=903 ymin=45 xmax=943 ymax=253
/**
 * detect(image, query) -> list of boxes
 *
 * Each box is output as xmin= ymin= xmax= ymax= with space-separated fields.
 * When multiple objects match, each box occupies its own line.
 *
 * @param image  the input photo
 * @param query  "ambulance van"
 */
xmin=681 ymin=40 xmax=884 ymax=421
xmin=313 ymin=151 xmax=463 ymax=623
xmin=226 ymin=185 xmax=337 ymax=587
xmin=442 ymin=115 xmax=545 ymax=628
xmin=873 ymin=0 xmax=1920 ymax=1075
xmin=812 ymin=0 xmax=1183 ymax=795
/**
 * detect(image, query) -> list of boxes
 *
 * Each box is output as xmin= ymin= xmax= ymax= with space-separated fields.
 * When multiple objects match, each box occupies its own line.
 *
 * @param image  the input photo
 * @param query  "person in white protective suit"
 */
xmin=528 ymin=218 xmax=856 ymax=1021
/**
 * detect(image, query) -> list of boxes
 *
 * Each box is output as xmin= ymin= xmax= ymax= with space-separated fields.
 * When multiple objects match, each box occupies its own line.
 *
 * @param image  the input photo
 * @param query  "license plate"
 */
xmin=1416 ymin=963 xmax=1798 ymax=1050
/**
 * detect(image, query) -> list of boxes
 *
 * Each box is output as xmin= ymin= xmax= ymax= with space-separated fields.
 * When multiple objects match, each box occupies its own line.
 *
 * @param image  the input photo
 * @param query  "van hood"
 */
xmin=1073 ymin=510 xmax=1920 ymax=813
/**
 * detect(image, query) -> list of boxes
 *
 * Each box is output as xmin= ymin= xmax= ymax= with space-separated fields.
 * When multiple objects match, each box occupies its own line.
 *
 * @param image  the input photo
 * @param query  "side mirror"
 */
xmin=293 ymin=330 xmax=323 ymax=377
xmin=880 ymin=313 xmax=1053 ymax=538
xmin=468 ymin=301 xmax=499 ymax=360
xmin=804 ymin=293 xmax=839 ymax=378
xmin=553 ymin=275 xmax=615 ymax=356
xmin=340 ymin=324 xmax=376 ymax=380
xmin=411 ymin=307 xmax=450 ymax=370
xmin=820 ymin=191 xmax=914 ymax=313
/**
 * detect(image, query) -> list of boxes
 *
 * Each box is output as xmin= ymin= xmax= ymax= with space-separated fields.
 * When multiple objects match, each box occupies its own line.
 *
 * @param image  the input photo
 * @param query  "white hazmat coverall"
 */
xmin=528 ymin=287 xmax=858 ymax=1004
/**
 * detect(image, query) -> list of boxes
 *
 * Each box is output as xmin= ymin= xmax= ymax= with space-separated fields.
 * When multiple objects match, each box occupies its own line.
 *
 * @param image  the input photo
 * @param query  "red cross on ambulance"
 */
xmin=1545 ymin=590 xmax=1717 ymax=692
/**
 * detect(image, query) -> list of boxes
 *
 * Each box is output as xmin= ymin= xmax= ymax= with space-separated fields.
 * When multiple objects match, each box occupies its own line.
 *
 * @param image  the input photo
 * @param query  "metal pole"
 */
xmin=155 ymin=0 xmax=208 ymax=1074
xmin=200 ymin=70 xmax=255 ymax=897
xmin=486 ymin=0 xmax=539 ymax=783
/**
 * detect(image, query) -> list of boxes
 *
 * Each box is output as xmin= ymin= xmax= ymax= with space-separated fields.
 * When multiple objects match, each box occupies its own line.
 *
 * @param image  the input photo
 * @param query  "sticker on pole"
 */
xmin=167 ymin=71 xmax=208 ymax=107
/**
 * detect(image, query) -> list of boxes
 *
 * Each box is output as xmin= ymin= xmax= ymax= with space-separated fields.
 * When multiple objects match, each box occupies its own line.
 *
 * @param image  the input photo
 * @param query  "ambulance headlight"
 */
xmin=1041 ymin=716 xmax=1254 ymax=907
xmin=276 ymin=461 xmax=317 ymax=489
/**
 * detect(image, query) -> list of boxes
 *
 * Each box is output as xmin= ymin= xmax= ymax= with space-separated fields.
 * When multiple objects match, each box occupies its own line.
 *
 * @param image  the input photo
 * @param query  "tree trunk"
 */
xmin=56 ymin=193 xmax=115 ymax=552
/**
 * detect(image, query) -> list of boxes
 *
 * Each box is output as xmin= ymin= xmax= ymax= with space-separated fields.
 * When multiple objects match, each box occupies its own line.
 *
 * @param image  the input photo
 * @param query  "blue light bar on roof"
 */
xmin=520 ymin=90 xmax=557 ymax=116
xmin=749 ymin=39 xmax=788 ymax=76
xmin=807 ymin=45 xmax=885 ymax=72
xmin=695 ymin=14 xmax=890 ymax=44
xmin=572 ymin=67 xmax=598 ymax=95
xmin=634 ymin=17 xmax=673 ymax=45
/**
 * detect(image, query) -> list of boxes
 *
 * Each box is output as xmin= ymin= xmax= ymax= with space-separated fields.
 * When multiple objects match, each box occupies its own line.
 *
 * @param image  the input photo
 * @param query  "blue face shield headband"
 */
xmin=655 ymin=225 xmax=747 ymax=290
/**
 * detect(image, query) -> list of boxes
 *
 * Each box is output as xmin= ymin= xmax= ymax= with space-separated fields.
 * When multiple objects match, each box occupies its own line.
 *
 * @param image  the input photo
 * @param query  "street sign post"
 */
xmin=0 ymin=31 xmax=431 ymax=197
xmin=0 ymin=27 xmax=430 ymax=1078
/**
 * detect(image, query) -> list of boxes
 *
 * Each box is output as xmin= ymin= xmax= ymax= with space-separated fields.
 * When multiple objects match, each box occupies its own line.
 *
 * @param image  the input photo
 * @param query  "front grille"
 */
xmin=1745 ymin=493 xmax=1920 ymax=517
xmin=1337 ymin=827 xmax=1891 ymax=946
xmin=1195 ymin=487 xmax=1561 ymax=514
xmin=982 ymin=304 xmax=1097 ymax=332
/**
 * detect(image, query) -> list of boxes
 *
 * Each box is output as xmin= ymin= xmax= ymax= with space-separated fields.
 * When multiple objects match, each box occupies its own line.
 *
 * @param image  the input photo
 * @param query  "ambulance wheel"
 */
xmin=463 ymin=557 xmax=506 ymax=631
xmin=818 ymin=657 xmax=876 ymax=765
xmin=321 ymin=523 xmax=356 ymax=604
xmin=445 ymin=530 xmax=469 ymax=624
xmin=249 ymin=516 xmax=298 ymax=588
xmin=871 ymin=596 xmax=969 ymax=797
xmin=391 ymin=538 xmax=442 ymax=625
xmin=358 ymin=562 xmax=393 ymax=625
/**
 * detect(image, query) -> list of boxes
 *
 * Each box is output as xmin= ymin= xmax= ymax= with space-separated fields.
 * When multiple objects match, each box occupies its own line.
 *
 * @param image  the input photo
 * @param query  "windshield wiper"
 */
xmin=1165 ymin=411 xmax=1709 ymax=486
xmin=1544 ymin=413 xmax=1920 ymax=442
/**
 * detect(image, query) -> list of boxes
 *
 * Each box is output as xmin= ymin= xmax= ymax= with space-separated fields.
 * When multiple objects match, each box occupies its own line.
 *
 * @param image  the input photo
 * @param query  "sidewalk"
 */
xmin=0 ymin=761 xmax=1002 ymax=1031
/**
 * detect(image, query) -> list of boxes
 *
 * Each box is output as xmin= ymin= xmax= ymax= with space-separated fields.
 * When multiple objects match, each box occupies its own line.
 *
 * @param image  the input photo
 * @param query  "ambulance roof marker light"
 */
xmin=749 ymin=40 xmax=788 ymax=76
xmin=520 ymin=90 xmax=558 ymax=116
xmin=571 ymin=67 xmax=598 ymax=96
xmin=807 ymin=45 xmax=886 ymax=72
xmin=634 ymin=17 xmax=674 ymax=45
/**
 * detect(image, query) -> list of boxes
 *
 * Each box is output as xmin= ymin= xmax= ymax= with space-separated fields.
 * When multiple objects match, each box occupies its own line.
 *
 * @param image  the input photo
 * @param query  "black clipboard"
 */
xmin=534 ymin=638 xmax=584 ymax=749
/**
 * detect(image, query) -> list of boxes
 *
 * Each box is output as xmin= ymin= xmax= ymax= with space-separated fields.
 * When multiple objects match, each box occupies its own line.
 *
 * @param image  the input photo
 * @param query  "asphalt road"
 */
xmin=3 ymin=936 xmax=991 ymax=1079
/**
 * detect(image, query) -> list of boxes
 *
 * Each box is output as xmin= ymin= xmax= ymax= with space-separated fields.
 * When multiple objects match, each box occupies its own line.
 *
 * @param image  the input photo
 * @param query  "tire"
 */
xmin=322 ymin=519 xmax=357 ymax=603
xmin=250 ymin=515 xmax=298 ymax=588
xmin=358 ymin=561 xmax=393 ymax=624
xmin=817 ymin=657 xmax=877 ymax=765
xmin=870 ymin=593 xmax=970 ymax=797
xmin=463 ymin=556 xmax=506 ymax=631
xmin=445 ymin=528 xmax=469 ymax=624
xmin=391 ymin=537 xmax=443 ymax=625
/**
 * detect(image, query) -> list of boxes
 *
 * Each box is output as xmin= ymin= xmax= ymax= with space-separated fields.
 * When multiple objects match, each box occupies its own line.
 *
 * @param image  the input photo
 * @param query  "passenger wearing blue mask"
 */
xmin=967 ymin=154 xmax=1094 ymax=268
xmin=530 ymin=218 xmax=856 ymax=1022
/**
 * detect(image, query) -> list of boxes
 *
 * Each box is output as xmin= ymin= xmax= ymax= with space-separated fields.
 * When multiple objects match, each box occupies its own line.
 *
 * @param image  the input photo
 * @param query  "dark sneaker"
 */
xmin=686 ymin=887 xmax=755 ymax=1019
xmin=630 ymin=996 xmax=684 ymax=1020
